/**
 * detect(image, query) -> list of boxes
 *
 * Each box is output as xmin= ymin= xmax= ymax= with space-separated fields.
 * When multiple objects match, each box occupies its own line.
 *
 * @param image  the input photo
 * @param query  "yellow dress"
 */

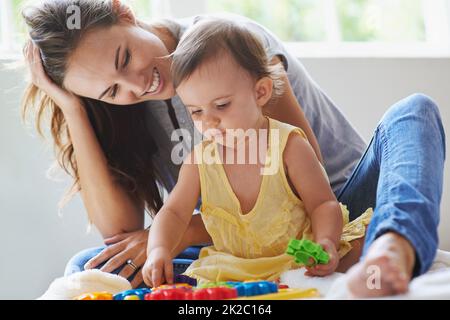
xmin=184 ymin=117 xmax=372 ymax=283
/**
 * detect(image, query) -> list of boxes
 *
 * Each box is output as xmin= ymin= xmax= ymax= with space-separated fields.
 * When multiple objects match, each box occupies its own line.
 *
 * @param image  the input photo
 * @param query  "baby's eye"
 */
xmin=191 ymin=109 xmax=202 ymax=115
xmin=216 ymin=102 xmax=230 ymax=109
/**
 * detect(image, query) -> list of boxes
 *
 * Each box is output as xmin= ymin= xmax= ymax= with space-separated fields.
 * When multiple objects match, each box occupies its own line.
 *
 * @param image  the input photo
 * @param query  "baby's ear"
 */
xmin=255 ymin=76 xmax=274 ymax=107
xmin=112 ymin=0 xmax=136 ymax=25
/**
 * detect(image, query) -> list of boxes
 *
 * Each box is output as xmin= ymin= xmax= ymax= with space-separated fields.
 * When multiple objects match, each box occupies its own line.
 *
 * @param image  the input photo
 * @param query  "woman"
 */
xmin=22 ymin=0 xmax=445 ymax=297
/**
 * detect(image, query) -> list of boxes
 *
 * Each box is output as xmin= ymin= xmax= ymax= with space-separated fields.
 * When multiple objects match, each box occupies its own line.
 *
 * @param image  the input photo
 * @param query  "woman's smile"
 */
xmin=63 ymin=23 xmax=175 ymax=104
xmin=142 ymin=67 xmax=163 ymax=96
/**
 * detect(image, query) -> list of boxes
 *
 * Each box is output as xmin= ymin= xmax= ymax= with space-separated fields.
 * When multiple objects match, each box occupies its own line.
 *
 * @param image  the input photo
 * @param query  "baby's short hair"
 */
xmin=171 ymin=18 xmax=285 ymax=97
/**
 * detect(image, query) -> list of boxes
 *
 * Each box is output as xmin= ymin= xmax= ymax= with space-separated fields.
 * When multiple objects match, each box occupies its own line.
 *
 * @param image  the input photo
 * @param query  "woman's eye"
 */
xmin=123 ymin=49 xmax=131 ymax=67
xmin=110 ymin=85 xmax=118 ymax=99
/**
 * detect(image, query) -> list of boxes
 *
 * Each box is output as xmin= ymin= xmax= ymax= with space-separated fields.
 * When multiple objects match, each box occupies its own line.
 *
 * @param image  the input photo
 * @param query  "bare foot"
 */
xmin=346 ymin=232 xmax=415 ymax=298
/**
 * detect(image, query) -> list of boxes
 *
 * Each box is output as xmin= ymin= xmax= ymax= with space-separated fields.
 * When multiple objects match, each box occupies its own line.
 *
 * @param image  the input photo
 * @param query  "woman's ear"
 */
xmin=112 ymin=0 xmax=136 ymax=25
xmin=255 ymin=77 xmax=273 ymax=107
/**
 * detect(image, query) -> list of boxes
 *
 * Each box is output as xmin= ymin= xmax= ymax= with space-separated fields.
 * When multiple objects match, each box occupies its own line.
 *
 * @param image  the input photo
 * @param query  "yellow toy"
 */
xmin=234 ymin=288 xmax=319 ymax=300
xmin=74 ymin=291 xmax=113 ymax=300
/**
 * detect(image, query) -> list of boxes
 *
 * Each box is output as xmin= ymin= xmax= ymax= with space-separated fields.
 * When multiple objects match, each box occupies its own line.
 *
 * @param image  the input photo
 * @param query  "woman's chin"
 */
xmin=162 ymin=86 xmax=176 ymax=99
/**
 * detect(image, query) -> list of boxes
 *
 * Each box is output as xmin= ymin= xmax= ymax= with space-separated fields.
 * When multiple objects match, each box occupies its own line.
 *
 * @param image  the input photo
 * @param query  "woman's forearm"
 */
xmin=64 ymin=107 xmax=144 ymax=238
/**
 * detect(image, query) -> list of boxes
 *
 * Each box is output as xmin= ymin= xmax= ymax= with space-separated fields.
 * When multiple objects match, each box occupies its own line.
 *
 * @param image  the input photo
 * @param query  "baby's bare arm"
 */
xmin=284 ymin=133 xmax=343 ymax=247
xmin=147 ymin=152 xmax=201 ymax=255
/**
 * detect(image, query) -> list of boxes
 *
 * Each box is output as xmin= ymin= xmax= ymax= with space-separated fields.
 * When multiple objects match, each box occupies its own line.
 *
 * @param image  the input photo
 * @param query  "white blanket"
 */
xmin=280 ymin=249 xmax=450 ymax=299
xmin=38 ymin=269 xmax=131 ymax=300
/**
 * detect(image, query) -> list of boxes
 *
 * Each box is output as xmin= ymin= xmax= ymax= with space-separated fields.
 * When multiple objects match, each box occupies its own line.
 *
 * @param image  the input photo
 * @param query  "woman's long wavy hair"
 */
xmin=21 ymin=0 xmax=169 ymax=217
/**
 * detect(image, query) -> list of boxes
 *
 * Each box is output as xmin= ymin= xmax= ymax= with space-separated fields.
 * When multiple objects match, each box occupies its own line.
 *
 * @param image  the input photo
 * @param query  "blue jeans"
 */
xmin=337 ymin=94 xmax=445 ymax=276
xmin=64 ymin=244 xmax=203 ymax=286
xmin=65 ymin=94 xmax=445 ymax=279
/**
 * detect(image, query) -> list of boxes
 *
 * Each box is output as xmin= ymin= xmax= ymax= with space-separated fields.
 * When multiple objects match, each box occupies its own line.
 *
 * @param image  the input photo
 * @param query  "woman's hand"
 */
xmin=304 ymin=238 xmax=339 ymax=277
xmin=84 ymin=229 xmax=149 ymax=288
xmin=142 ymin=246 xmax=173 ymax=288
xmin=23 ymin=40 xmax=84 ymax=116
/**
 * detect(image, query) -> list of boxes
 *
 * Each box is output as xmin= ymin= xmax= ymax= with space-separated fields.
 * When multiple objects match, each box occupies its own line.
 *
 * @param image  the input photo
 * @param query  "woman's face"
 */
xmin=63 ymin=22 xmax=176 ymax=105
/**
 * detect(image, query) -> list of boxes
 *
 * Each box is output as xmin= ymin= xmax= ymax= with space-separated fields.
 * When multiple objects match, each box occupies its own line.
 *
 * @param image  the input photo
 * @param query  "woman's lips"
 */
xmin=142 ymin=68 xmax=164 ymax=96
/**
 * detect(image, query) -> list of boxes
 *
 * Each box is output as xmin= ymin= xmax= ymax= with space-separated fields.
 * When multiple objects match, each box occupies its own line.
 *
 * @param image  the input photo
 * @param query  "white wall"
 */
xmin=0 ymin=57 xmax=449 ymax=299
xmin=0 ymin=66 xmax=102 ymax=300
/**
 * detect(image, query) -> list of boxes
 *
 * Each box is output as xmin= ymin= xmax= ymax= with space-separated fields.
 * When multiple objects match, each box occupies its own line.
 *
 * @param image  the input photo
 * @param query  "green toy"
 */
xmin=286 ymin=239 xmax=330 ymax=267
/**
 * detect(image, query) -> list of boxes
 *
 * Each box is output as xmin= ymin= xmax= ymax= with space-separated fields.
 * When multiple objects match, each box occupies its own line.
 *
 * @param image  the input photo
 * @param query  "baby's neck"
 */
xmin=218 ymin=116 xmax=270 ymax=163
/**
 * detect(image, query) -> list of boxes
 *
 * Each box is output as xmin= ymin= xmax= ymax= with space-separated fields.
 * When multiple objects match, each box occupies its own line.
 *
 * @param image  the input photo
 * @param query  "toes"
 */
xmin=391 ymin=270 xmax=410 ymax=293
xmin=392 ymin=280 xmax=408 ymax=294
xmin=346 ymin=253 xmax=411 ymax=298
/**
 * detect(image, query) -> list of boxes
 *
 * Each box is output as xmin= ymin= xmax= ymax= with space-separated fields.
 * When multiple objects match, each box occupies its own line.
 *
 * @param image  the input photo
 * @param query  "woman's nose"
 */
xmin=118 ymin=73 xmax=147 ymax=97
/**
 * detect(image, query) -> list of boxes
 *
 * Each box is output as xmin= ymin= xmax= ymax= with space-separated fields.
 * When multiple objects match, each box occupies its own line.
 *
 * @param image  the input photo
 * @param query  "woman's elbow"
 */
xmin=88 ymin=210 xmax=145 ymax=239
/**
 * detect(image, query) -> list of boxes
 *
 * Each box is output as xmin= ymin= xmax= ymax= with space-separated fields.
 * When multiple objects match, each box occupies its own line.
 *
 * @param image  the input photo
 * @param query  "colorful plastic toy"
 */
xmin=145 ymin=287 xmax=192 ymax=300
xmin=286 ymin=239 xmax=330 ymax=267
xmin=154 ymin=283 xmax=192 ymax=290
xmin=77 ymin=276 xmax=316 ymax=300
xmin=74 ymin=292 xmax=113 ymax=300
xmin=191 ymin=287 xmax=238 ymax=300
xmin=144 ymin=286 xmax=238 ymax=300
xmin=229 ymin=281 xmax=278 ymax=297
xmin=196 ymin=281 xmax=234 ymax=289
xmin=173 ymin=274 xmax=197 ymax=286
xmin=234 ymin=288 xmax=319 ymax=300
xmin=113 ymin=288 xmax=152 ymax=300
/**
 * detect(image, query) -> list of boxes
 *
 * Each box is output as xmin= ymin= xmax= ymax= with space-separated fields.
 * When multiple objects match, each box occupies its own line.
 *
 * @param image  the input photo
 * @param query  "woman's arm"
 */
xmin=264 ymin=57 xmax=324 ymax=164
xmin=66 ymin=109 xmax=145 ymax=238
xmin=24 ymin=40 xmax=144 ymax=238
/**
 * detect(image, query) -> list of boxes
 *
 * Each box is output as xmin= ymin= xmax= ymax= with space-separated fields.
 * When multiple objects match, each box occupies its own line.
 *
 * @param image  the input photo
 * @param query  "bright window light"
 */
xmin=1 ymin=0 xmax=449 ymax=58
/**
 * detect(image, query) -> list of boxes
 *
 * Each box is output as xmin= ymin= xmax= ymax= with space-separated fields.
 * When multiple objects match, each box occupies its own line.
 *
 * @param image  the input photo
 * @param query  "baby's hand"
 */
xmin=142 ymin=247 xmax=173 ymax=288
xmin=304 ymin=239 xmax=339 ymax=277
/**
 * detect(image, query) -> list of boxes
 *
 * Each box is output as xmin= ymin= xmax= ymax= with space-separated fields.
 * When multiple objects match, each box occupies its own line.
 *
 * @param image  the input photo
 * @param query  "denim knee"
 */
xmin=64 ymin=247 xmax=105 ymax=276
xmin=381 ymin=93 xmax=440 ymax=123
xmin=379 ymin=93 xmax=445 ymax=154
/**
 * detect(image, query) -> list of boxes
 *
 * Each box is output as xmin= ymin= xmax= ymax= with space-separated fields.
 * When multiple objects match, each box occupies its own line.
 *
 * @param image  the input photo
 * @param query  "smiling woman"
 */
xmin=21 ymin=0 xmax=173 ymax=224
xmin=63 ymin=20 xmax=176 ymax=105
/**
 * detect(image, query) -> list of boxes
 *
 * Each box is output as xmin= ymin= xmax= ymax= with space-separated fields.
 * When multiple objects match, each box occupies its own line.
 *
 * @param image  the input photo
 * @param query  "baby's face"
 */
xmin=176 ymin=52 xmax=264 ymax=148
